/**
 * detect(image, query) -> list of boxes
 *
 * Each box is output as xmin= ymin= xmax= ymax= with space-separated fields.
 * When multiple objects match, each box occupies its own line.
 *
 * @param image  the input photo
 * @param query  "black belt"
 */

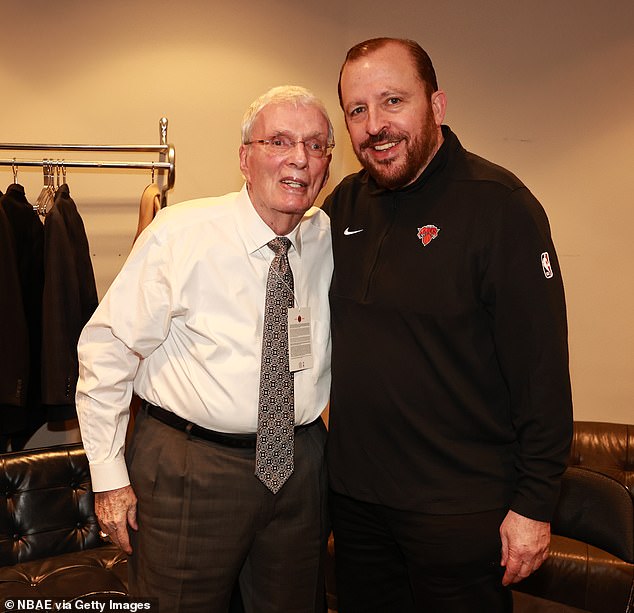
xmin=143 ymin=402 xmax=318 ymax=449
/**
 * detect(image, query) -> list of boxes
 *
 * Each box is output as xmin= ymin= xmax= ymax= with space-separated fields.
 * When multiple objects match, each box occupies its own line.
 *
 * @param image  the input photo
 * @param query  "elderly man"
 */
xmin=76 ymin=85 xmax=334 ymax=613
xmin=323 ymin=38 xmax=573 ymax=612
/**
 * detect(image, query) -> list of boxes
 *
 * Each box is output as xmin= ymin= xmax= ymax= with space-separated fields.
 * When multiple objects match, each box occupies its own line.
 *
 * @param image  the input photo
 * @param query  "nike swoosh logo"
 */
xmin=344 ymin=227 xmax=364 ymax=236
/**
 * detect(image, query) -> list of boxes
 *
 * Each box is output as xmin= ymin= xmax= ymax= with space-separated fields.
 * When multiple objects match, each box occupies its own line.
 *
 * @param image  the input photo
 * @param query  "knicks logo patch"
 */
xmin=417 ymin=225 xmax=440 ymax=247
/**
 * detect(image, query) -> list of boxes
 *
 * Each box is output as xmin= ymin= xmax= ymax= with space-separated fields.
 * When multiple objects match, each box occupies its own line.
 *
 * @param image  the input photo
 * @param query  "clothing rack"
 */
xmin=0 ymin=117 xmax=176 ymax=205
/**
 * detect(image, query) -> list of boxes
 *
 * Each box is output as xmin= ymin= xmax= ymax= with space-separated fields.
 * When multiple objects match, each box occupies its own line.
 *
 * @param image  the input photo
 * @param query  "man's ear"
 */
xmin=320 ymin=156 xmax=332 ymax=190
xmin=431 ymin=90 xmax=447 ymax=126
xmin=239 ymin=144 xmax=250 ymax=181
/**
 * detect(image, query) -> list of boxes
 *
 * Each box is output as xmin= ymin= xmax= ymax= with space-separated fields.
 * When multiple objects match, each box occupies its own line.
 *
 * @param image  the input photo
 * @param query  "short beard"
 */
xmin=355 ymin=109 xmax=439 ymax=190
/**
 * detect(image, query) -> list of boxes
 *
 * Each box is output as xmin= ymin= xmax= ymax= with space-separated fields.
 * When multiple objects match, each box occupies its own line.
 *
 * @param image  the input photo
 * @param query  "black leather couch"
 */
xmin=0 ymin=443 xmax=246 ymax=612
xmin=513 ymin=421 xmax=634 ymax=612
xmin=0 ymin=444 xmax=127 ymax=608
xmin=326 ymin=421 xmax=634 ymax=613
xmin=2 ymin=423 xmax=632 ymax=612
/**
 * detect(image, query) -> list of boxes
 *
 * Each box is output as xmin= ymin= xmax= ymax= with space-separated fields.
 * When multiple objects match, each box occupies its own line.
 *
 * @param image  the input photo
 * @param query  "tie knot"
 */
xmin=268 ymin=237 xmax=291 ymax=256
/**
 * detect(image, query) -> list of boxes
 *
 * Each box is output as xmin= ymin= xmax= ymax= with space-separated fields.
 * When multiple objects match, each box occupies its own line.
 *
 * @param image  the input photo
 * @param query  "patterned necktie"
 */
xmin=255 ymin=237 xmax=295 ymax=493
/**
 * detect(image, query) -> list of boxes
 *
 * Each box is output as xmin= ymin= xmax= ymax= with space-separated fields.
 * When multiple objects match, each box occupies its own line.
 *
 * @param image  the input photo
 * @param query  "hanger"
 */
xmin=34 ymin=161 xmax=48 ymax=213
xmin=134 ymin=163 xmax=162 ymax=242
xmin=34 ymin=160 xmax=56 ymax=216
xmin=12 ymin=158 xmax=18 ymax=184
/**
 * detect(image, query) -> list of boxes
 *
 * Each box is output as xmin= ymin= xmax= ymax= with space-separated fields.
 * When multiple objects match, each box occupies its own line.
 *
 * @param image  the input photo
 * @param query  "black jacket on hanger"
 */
xmin=42 ymin=183 xmax=98 ymax=421
xmin=0 ymin=196 xmax=30 ymax=430
xmin=0 ymin=185 xmax=46 ymax=441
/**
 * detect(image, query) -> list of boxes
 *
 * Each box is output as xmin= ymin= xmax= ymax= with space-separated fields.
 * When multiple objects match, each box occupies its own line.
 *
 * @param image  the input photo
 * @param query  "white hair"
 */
xmin=241 ymin=85 xmax=334 ymax=146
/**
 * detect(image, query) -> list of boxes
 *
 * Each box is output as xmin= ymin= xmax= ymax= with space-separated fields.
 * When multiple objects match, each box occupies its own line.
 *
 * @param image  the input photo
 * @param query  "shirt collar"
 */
xmin=236 ymin=184 xmax=303 ymax=257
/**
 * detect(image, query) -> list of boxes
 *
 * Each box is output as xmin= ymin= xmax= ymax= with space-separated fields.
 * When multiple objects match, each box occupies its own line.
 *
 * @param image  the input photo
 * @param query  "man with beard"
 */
xmin=322 ymin=38 xmax=573 ymax=612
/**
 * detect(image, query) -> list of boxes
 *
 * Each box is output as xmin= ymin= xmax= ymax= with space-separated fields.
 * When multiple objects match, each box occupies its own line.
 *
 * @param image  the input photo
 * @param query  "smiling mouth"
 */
xmin=281 ymin=179 xmax=307 ymax=188
xmin=373 ymin=141 xmax=400 ymax=152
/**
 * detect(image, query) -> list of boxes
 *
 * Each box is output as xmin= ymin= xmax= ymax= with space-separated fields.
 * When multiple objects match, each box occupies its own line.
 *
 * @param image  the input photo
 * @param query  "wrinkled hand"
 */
xmin=499 ymin=510 xmax=550 ymax=586
xmin=95 ymin=485 xmax=138 ymax=555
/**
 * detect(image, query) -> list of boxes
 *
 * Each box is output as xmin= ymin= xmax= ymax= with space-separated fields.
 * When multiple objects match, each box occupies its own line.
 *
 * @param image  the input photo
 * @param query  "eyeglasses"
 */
xmin=245 ymin=135 xmax=334 ymax=159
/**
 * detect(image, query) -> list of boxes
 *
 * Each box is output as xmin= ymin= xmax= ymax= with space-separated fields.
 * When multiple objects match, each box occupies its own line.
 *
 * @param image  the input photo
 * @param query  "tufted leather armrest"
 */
xmin=569 ymin=421 xmax=634 ymax=493
xmin=0 ymin=444 xmax=102 ymax=566
xmin=514 ymin=534 xmax=634 ymax=613
xmin=552 ymin=466 xmax=634 ymax=563
xmin=0 ymin=546 xmax=127 ymax=600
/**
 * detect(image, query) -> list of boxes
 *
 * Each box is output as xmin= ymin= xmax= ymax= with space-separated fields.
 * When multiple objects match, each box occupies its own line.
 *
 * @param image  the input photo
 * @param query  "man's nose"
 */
xmin=288 ymin=141 xmax=309 ymax=166
xmin=365 ymin=107 xmax=388 ymax=135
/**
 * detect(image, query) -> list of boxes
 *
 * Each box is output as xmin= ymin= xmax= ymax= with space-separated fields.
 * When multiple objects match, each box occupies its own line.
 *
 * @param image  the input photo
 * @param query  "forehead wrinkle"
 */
xmin=269 ymin=128 xmax=327 ymax=140
xmin=344 ymin=91 xmax=402 ymax=114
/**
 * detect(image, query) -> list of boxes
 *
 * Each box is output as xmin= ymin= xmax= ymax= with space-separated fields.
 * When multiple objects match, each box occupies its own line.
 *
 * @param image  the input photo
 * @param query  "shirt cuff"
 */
xmin=89 ymin=458 xmax=131 ymax=493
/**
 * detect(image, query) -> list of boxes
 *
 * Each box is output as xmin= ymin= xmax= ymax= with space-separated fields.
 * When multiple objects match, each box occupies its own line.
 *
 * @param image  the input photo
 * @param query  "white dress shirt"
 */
xmin=76 ymin=186 xmax=333 ymax=492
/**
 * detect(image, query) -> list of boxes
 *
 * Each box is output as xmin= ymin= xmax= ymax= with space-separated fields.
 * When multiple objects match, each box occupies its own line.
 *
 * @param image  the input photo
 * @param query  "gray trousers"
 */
xmin=126 ymin=409 xmax=328 ymax=613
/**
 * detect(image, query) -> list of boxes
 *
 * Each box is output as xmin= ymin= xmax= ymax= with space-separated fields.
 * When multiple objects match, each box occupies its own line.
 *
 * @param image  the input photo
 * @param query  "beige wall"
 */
xmin=1 ymin=0 xmax=632 ymax=424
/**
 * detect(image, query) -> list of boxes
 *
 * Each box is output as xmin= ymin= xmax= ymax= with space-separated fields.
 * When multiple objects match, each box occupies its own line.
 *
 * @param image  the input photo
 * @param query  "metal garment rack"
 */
xmin=0 ymin=117 xmax=176 ymax=206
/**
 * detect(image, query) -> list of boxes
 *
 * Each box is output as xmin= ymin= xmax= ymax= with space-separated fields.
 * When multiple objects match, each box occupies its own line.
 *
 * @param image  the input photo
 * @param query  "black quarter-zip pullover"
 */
xmin=324 ymin=126 xmax=572 ymax=521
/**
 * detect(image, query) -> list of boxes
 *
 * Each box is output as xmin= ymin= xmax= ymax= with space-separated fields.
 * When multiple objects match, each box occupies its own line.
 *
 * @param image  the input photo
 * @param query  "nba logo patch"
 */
xmin=541 ymin=252 xmax=554 ymax=279
xmin=417 ymin=225 xmax=440 ymax=247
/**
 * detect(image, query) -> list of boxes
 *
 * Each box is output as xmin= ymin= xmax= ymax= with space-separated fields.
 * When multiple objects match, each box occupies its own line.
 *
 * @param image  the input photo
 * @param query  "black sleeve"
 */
xmin=483 ymin=186 xmax=573 ymax=521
